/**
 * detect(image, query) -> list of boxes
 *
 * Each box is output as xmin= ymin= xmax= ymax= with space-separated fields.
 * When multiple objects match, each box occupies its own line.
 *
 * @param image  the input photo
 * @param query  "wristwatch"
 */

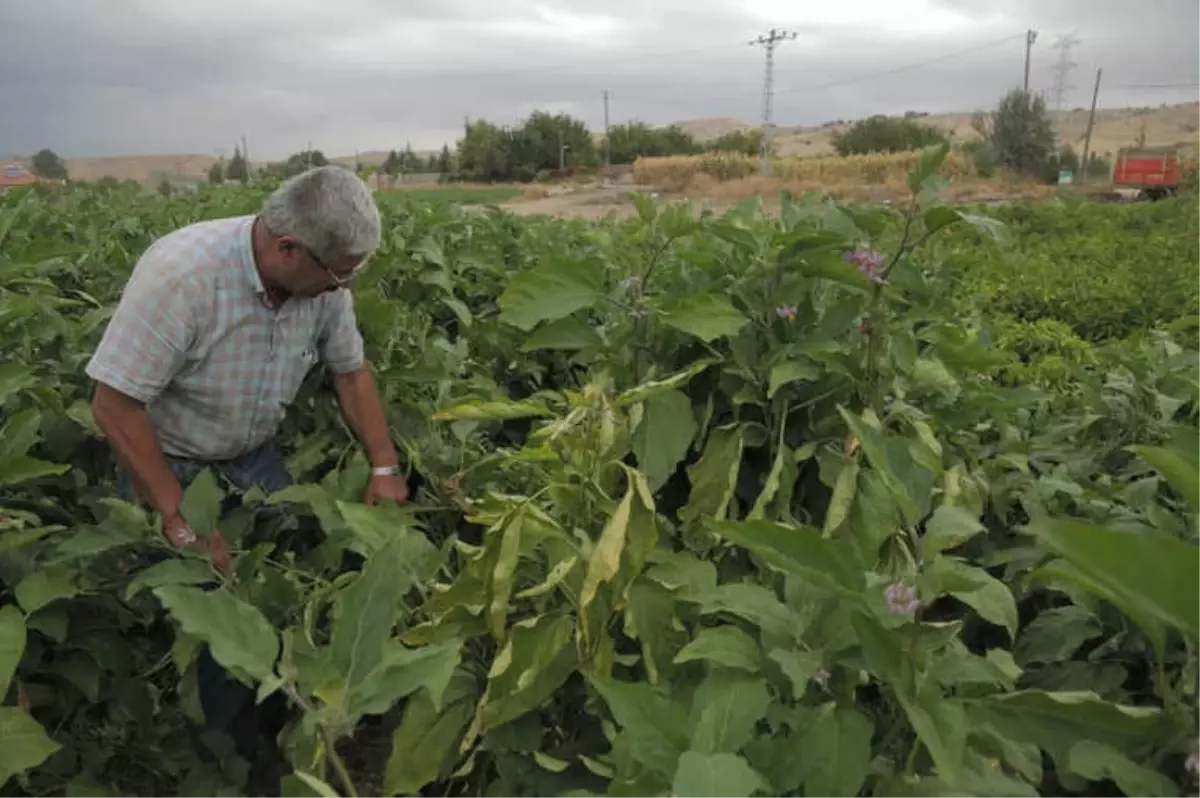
xmin=371 ymin=465 xmax=400 ymax=477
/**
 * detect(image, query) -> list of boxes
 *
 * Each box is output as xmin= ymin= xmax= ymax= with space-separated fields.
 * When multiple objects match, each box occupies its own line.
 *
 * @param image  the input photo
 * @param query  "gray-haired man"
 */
xmin=85 ymin=166 xmax=408 ymax=779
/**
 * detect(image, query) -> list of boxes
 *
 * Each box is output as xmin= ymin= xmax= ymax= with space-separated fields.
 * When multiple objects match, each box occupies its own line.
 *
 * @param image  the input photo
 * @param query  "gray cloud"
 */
xmin=1 ymin=0 xmax=1195 ymax=159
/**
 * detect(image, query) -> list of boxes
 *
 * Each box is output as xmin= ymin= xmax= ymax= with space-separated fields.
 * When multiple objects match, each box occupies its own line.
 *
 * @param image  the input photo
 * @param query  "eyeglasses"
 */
xmin=292 ymin=241 xmax=362 ymax=287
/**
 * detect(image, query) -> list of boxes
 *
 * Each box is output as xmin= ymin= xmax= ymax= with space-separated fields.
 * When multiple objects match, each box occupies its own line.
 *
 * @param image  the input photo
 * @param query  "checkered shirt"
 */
xmin=86 ymin=214 xmax=364 ymax=460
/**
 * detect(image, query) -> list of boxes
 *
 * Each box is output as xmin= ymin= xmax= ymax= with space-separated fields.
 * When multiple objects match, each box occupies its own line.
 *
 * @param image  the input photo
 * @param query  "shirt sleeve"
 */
xmin=85 ymin=270 xmax=198 ymax=404
xmin=317 ymin=289 xmax=365 ymax=374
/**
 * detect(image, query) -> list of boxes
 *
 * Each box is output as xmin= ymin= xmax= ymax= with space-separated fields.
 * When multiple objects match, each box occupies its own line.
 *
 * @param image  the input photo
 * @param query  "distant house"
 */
xmin=0 ymin=163 xmax=41 ymax=193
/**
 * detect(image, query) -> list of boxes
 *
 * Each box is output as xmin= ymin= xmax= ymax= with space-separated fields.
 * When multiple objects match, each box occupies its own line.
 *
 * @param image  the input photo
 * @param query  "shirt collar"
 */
xmin=237 ymin=215 xmax=268 ymax=297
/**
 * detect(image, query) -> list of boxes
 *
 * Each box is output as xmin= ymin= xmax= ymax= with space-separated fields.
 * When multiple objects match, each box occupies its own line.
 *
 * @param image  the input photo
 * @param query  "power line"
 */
xmin=750 ymin=29 xmax=797 ymax=174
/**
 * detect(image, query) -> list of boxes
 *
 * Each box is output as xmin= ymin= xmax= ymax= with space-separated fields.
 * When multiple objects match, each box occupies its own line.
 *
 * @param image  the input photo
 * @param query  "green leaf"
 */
xmin=532 ymin=751 xmax=570 ymax=773
xmin=0 ymin=456 xmax=69 ymax=488
xmin=591 ymin=676 xmax=690 ymax=776
xmin=686 ymin=583 xmax=796 ymax=645
xmin=929 ymin=558 xmax=1018 ymax=641
xmin=909 ymin=142 xmax=951 ymax=193
xmin=344 ymin=640 xmax=461 ymax=721
xmin=521 ymin=316 xmax=602 ymax=352
xmin=0 ymin=707 xmax=60 ymax=788
xmin=14 ymin=567 xmax=79 ymax=614
xmin=515 ymin=555 xmax=578 ymax=600
xmin=659 ymin=294 xmax=749 ymax=342
xmin=798 ymin=704 xmax=873 ymax=797
xmin=481 ymin=613 xmax=577 ymax=730
xmin=958 ymin=212 xmax=1008 ymax=243
xmin=432 ymin=398 xmax=554 ymax=422
xmin=768 ymin=360 xmax=820 ymax=399
xmin=1066 ymin=740 xmax=1178 ymax=797
xmin=923 ymin=505 xmax=985 ymax=559
xmin=1024 ymin=518 xmax=1199 ymax=642
xmin=896 ymin=691 xmax=966 ymax=787
xmin=292 ymin=772 xmax=339 ymax=798
xmin=125 ymin=559 xmax=215 ymax=600
xmin=768 ymin=648 xmax=823 ymax=699
xmin=0 ymin=364 xmax=36 ymax=405
xmin=823 ymin=459 xmax=859 ymax=535
xmin=688 ymin=668 xmax=770 ymax=754
xmin=1014 ymin=606 xmax=1102 ymax=667
xmin=966 ymin=690 xmax=1162 ymax=782
xmin=385 ymin=672 xmax=476 ymax=796
xmin=579 ymin=479 xmax=636 ymax=623
xmin=497 ymin=256 xmax=605 ymax=331
xmin=179 ymin=468 xmax=224 ymax=536
xmin=0 ymin=409 xmax=41 ymax=460
xmin=331 ymin=535 xmax=417 ymax=698
xmin=671 ymin=751 xmax=768 ymax=798
xmin=786 ymin=249 xmax=872 ymax=290
xmin=0 ymin=605 xmax=24 ymax=697
xmin=487 ymin=508 xmax=524 ymax=643
xmin=632 ymin=390 xmax=697 ymax=493
xmin=709 ymin=519 xmax=864 ymax=596
xmin=1128 ymin=444 xmax=1199 ymax=513
xmin=626 ymin=578 xmax=690 ymax=685
xmin=924 ymin=205 xmax=964 ymax=235
xmin=155 ymin=585 xmax=279 ymax=683
xmin=673 ymin=626 xmax=761 ymax=673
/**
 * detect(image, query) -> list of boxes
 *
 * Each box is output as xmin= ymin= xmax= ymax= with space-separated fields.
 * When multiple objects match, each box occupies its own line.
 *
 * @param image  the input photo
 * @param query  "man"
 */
xmin=86 ymin=165 xmax=408 ymax=780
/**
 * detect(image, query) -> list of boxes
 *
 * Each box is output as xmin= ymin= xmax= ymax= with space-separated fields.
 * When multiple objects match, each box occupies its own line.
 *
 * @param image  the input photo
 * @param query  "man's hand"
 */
xmin=164 ymin=515 xmax=231 ymax=574
xmin=364 ymin=473 xmax=409 ymax=506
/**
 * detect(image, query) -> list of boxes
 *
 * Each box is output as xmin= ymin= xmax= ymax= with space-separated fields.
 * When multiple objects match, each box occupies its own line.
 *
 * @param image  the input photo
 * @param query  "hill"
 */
xmin=7 ymin=102 xmax=1195 ymax=184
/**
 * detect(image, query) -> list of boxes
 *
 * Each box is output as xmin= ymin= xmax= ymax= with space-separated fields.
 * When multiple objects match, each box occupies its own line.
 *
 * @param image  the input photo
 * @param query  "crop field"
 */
xmin=0 ymin=147 xmax=1198 ymax=797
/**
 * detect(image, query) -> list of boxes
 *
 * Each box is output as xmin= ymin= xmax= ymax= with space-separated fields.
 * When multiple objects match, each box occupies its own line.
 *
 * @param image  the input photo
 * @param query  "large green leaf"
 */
xmin=928 ymin=558 xmax=1018 ymax=641
xmin=966 ymin=690 xmax=1162 ymax=783
xmin=679 ymin=427 xmax=743 ymax=526
xmin=155 ymin=585 xmax=279 ymax=683
xmin=331 ymin=535 xmax=418 ymax=698
xmin=497 ymin=255 xmax=605 ymax=330
xmin=768 ymin=648 xmax=823 ymax=699
xmin=385 ymin=671 xmax=477 ymax=796
xmin=709 ymin=519 xmax=865 ymax=596
xmin=922 ymin=505 xmax=985 ymax=560
xmin=632 ymin=390 xmax=697 ymax=493
xmin=14 ymin=567 xmax=79 ymax=614
xmin=1067 ymin=740 xmax=1178 ymax=797
xmin=1128 ymin=444 xmax=1199 ymax=513
xmin=125 ymin=559 xmax=216 ymax=600
xmin=688 ymin=669 xmax=770 ymax=754
xmin=590 ymin=675 xmax=690 ymax=776
xmin=615 ymin=359 xmax=717 ymax=407
xmin=179 ymin=468 xmax=223 ymax=535
xmin=0 ymin=707 xmax=60 ymax=788
xmin=673 ymin=626 xmax=761 ymax=673
xmin=344 ymin=639 xmax=461 ymax=721
xmin=797 ymin=704 xmax=873 ymax=797
xmin=1024 ymin=518 xmax=1199 ymax=642
xmin=0 ymin=456 xmax=69 ymax=488
xmin=480 ymin=613 xmax=577 ymax=730
xmin=521 ymin=315 xmax=603 ymax=352
xmin=0 ymin=605 xmax=24 ymax=697
xmin=659 ymin=293 xmax=749 ymax=342
xmin=671 ymin=751 xmax=769 ymax=797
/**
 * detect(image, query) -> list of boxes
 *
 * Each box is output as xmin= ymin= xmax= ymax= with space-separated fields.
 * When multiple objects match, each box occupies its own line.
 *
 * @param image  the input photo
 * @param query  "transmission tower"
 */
xmin=750 ymin=28 xmax=797 ymax=175
xmin=1049 ymin=33 xmax=1081 ymax=112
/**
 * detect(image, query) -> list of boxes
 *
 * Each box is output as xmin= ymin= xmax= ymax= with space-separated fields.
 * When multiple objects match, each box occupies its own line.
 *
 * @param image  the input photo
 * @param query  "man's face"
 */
xmin=271 ymin=236 xmax=364 ymax=298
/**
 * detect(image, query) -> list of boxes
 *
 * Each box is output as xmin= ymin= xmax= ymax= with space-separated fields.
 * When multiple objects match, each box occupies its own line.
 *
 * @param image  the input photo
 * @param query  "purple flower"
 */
xmin=845 ymin=249 xmax=887 ymax=285
xmin=1186 ymin=746 xmax=1199 ymax=779
xmin=776 ymin=304 xmax=798 ymax=323
xmin=884 ymin=582 xmax=922 ymax=615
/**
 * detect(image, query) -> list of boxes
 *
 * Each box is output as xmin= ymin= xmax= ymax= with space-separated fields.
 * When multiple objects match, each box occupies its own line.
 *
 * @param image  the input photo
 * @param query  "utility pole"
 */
xmin=1049 ymin=33 xmax=1081 ymax=112
xmin=1023 ymin=28 xmax=1038 ymax=92
xmin=1079 ymin=67 xmax=1102 ymax=184
xmin=750 ymin=28 xmax=797 ymax=175
xmin=602 ymin=89 xmax=611 ymax=169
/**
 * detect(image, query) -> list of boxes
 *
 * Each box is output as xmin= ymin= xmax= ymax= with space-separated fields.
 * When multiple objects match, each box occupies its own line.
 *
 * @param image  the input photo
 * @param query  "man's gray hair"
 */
xmin=261 ymin=165 xmax=381 ymax=263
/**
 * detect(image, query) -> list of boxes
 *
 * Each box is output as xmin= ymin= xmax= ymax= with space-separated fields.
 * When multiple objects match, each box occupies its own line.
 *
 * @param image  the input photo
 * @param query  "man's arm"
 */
xmin=331 ymin=364 xmax=399 ymax=469
xmin=91 ymin=384 xmax=186 ymax=524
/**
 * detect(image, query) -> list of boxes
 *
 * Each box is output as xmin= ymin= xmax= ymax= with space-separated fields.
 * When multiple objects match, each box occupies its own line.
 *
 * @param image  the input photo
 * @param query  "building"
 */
xmin=0 ymin=163 xmax=41 ymax=193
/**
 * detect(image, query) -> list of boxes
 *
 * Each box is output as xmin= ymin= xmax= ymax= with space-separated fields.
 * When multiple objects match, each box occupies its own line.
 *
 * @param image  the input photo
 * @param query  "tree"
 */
xmin=157 ymin=178 xmax=173 ymax=197
xmin=831 ymin=116 xmax=948 ymax=156
xmin=226 ymin=148 xmax=249 ymax=184
xmin=436 ymin=144 xmax=453 ymax=175
xmin=707 ymin=129 xmax=766 ymax=157
xmin=605 ymin=122 xmax=699 ymax=164
xmin=31 ymin=148 xmax=68 ymax=180
xmin=973 ymin=89 xmax=1055 ymax=177
xmin=207 ymin=162 xmax=224 ymax=184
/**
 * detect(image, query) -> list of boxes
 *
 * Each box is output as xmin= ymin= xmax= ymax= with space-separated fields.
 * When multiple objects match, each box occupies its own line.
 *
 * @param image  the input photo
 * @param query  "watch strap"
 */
xmin=371 ymin=465 xmax=400 ymax=477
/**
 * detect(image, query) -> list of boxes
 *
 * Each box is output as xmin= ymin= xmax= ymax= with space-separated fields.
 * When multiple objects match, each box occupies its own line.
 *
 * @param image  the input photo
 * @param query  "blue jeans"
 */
xmin=117 ymin=442 xmax=292 ymax=776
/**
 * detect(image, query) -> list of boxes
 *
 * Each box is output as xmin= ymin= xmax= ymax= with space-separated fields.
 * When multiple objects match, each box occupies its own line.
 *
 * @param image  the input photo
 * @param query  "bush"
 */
xmin=831 ymin=115 xmax=948 ymax=156
xmin=973 ymin=89 xmax=1056 ymax=179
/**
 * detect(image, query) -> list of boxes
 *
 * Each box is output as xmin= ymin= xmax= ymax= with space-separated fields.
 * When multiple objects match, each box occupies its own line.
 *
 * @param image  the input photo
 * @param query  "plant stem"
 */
xmin=282 ymin=684 xmax=360 ymax=798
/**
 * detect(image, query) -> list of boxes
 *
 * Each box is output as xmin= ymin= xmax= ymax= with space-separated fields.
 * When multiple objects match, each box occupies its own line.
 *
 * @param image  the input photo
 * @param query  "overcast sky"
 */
xmin=1 ymin=0 xmax=1196 ymax=159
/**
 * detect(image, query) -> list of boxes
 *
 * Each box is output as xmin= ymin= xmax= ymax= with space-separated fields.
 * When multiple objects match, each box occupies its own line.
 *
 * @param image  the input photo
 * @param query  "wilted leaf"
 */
xmin=432 ymin=398 xmax=554 ymax=422
xmin=481 ymin=613 xmax=577 ymax=730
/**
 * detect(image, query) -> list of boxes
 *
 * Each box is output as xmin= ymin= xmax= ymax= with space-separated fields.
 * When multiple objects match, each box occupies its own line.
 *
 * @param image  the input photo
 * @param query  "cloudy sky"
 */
xmin=1 ymin=0 xmax=1196 ymax=159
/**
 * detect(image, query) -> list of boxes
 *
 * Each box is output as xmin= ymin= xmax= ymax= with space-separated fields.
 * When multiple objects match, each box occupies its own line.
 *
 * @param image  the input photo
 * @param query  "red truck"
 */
xmin=1112 ymin=146 xmax=1182 ymax=199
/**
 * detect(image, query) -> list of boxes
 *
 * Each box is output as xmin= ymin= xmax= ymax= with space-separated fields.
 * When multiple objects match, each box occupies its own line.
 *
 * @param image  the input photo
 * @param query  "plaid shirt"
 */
xmin=86 ymin=214 xmax=364 ymax=460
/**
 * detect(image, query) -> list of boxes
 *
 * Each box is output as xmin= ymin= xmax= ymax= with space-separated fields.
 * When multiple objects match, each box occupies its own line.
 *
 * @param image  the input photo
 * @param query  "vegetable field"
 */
xmin=1 ymin=149 xmax=1198 ymax=798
